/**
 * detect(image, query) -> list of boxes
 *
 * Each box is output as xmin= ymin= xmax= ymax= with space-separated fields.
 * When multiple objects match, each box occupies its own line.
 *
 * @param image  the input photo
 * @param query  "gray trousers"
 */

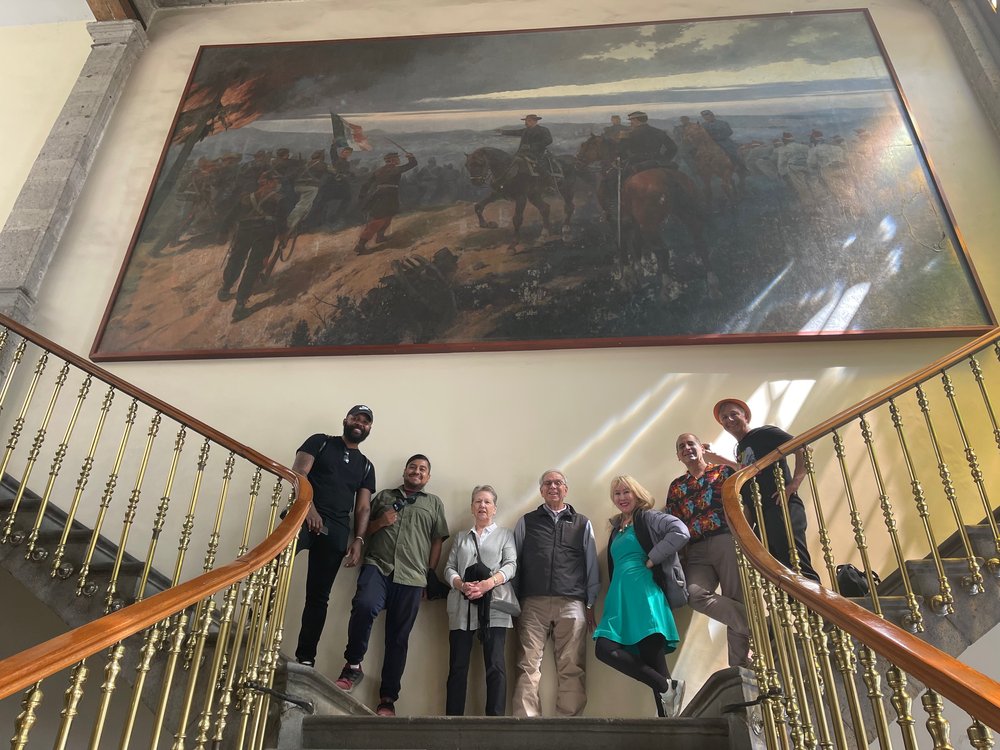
xmin=685 ymin=532 xmax=751 ymax=667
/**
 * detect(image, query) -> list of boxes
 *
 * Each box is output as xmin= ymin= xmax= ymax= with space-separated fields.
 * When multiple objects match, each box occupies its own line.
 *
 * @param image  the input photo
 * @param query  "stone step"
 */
xmin=300 ymin=716 xmax=732 ymax=750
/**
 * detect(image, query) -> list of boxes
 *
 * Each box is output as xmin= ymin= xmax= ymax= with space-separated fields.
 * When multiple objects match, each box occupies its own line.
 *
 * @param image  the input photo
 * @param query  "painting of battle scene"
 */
xmin=91 ymin=10 xmax=993 ymax=360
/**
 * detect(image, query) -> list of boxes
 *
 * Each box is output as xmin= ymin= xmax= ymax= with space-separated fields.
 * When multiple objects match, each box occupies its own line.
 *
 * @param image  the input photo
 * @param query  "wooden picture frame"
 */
xmin=91 ymin=9 xmax=994 ymax=361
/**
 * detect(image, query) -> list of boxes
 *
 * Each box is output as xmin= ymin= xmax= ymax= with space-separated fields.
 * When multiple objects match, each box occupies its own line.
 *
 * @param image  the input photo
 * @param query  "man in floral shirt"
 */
xmin=665 ymin=433 xmax=750 ymax=667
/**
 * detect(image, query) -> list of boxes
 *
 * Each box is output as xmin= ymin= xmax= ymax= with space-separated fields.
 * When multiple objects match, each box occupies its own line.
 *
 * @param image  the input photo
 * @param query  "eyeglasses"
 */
xmin=541 ymin=480 xmax=566 ymax=487
xmin=343 ymin=451 xmax=350 ymax=464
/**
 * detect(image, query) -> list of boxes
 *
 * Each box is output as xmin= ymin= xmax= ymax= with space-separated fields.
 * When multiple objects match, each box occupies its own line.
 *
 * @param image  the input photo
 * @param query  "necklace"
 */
xmin=621 ymin=515 xmax=634 ymax=530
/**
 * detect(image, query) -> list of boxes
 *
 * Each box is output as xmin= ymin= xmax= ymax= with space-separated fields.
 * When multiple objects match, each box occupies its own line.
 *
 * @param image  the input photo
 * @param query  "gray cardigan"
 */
xmin=445 ymin=526 xmax=518 ymax=630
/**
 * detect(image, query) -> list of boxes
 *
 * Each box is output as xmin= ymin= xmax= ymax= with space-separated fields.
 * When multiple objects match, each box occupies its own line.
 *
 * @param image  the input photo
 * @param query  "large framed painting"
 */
xmin=91 ymin=9 xmax=995 ymax=361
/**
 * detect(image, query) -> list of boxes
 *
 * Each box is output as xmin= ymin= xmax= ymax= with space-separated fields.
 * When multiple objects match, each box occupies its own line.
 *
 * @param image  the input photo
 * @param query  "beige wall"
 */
xmin=2 ymin=0 xmax=999 ymax=720
xmin=0 ymin=21 xmax=91 ymax=230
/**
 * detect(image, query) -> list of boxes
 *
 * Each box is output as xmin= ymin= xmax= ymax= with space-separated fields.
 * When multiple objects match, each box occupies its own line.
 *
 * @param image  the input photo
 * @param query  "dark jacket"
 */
xmin=608 ymin=508 xmax=690 ymax=608
xmin=518 ymin=503 xmax=590 ymax=601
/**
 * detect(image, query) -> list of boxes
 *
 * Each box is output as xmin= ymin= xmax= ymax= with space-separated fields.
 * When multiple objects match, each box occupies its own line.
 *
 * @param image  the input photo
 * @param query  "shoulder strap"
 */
xmin=316 ymin=435 xmax=331 ymax=457
xmin=471 ymin=530 xmax=483 ymax=563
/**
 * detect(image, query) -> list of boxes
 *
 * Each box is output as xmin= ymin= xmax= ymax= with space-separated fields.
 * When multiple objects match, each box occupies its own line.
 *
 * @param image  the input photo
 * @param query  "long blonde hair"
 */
xmin=608 ymin=474 xmax=655 ymax=528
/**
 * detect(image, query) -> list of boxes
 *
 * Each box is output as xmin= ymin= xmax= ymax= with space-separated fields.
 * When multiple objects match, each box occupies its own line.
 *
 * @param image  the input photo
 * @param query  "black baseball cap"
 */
xmin=347 ymin=404 xmax=374 ymax=421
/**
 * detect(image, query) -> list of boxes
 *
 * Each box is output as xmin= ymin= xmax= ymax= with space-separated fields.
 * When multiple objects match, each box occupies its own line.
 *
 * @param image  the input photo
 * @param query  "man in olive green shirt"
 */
xmin=335 ymin=454 xmax=449 ymax=716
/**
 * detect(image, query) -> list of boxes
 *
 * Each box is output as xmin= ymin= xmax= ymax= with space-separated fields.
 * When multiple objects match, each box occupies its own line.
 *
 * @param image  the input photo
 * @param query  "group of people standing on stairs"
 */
xmin=285 ymin=396 xmax=817 ymax=719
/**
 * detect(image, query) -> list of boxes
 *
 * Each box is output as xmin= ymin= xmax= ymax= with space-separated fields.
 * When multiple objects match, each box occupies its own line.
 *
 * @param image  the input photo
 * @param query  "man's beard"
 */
xmin=343 ymin=421 xmax=369 ymax=444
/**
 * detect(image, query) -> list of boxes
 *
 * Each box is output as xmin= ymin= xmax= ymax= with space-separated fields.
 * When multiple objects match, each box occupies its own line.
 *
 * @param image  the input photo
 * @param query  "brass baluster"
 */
xmin=0 ymin=336 xmax=28 ymax=420
xmin=790 ymin=600 xmax=829 ymax=750
xmin=151 ymin=611 xmax=190 ymax=750
xmin=918 ymin=383 xmax=983 ymax=594
xmin=51 ymin=384 xmax=114 ymax=579
xmin=942 ymin=369 xmax=1000 ymax=577
xmin=0 ymin=349 xmax=49 ymax=543
xmin=921 ymin=689 xmax=954 ymax=750
xmin=184 ymin=451 xmax=235 ymax=667
xmin=831 ymin=627 xmax=869 ymax=747
xmin=120 ymin=624 xmax=162 ymax=750
xmin=78 ymin=398 xmax=138 ymax=597
xmin=832 ymin=430 xmax=884 ymax=613
xmin=859 ymin=412 xmax=923 ymax=631
xmin=211 ymin=571 xmax=260 ymax=747
xmin=772 ymin=462 xmax=804 ymax=576
xmin=172 ymin=439 xmax=210 ymax=588
xmin=106 ymin=411 xmax=162 ymax=611
xmin=889 ymin=397 xmax=953 ymax=614
xmin=968 ymin=356 xmax=1000 ymax=574
xmin=801 ymin=447 xmax=837 ymax=593
xmin=237 ymin=467 xmax=263 ymax=557
xmin=193 ymin=583 xmax=239 ymax=750
xmin=4 ymin=359 xmax=67 ymax=545
xmin=172 ymin=597 xmax=217 ymax=750
xmin=26 ymin=372 xmax=91 ymax=561
xmin=266 ymin=475 xmax=285 ymax=533
xmin=251 ymin=543 xmax=297 ymax=750
xmin=10 ymin=681 xmax=42 ymax=750
xmin=886 ymin=665 xmax=919 ymax=750
xmin=249 ymin=555 xmax=288 ymax=750
xmin=968 ymin=719 xmax=994 ymax=749
xmin=808 ymin=610 xmax=849 ymax=750
xmin=761 ymin=577 xmax=806 ymax=749
xmin=53 ymin=660 xmax=88 ymax=750
xmin=737 ymin=547 xmax=786 ymax=750
xmin=137 ymin=425 xmax=187 ymax=603
xmin=88 ymin=642 xmax=126 ymax=749
xmin=234 ymin=559 xmax=279 ymax=750
xmin=858 ymin=645 xmax=892 ymax=749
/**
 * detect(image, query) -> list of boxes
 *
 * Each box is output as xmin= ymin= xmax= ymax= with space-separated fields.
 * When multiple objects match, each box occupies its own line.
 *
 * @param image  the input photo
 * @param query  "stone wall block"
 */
xmin=0 ymin=229 xmax=46 ymax=287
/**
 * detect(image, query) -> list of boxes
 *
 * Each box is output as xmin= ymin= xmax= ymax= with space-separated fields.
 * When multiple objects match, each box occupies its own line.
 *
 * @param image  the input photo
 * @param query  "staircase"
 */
xmin=3 ymin=317 xmax=1000 ymax=750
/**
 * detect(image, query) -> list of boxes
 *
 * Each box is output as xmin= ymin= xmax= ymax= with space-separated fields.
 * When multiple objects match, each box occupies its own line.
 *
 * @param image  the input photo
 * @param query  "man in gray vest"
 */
xmin=512 ymin=470 xmax=600 ymax=717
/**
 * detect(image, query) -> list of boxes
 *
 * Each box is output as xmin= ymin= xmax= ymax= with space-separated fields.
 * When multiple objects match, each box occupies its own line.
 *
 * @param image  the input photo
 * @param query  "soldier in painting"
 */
xmin=353 ymin=151 xmax=418 ymax=255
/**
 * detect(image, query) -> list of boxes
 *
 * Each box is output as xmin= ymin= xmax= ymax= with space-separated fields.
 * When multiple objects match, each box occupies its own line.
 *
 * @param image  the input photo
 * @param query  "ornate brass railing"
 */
xmin=725 ymin=328 xmax=1000 ymax=749
xmin=0 ymin=313 xmax=309 ymax=750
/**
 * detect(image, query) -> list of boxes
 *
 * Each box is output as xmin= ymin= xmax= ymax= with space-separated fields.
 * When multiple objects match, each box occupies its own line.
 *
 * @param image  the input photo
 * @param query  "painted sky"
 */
xmin=192 ymin=11 xmax=898 ymax=133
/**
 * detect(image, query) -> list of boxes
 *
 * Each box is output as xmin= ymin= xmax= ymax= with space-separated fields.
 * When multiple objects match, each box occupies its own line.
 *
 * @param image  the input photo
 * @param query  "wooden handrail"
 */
xmin=721 ymin=326 xmax=1000 ymax=731
xmin=0 ymin=313 xmax=312 ymax=700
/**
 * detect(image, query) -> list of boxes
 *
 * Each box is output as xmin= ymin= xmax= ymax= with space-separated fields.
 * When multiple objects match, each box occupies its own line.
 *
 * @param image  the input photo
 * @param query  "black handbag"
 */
xmin=836 ymin=563 xmax=880 ymax=597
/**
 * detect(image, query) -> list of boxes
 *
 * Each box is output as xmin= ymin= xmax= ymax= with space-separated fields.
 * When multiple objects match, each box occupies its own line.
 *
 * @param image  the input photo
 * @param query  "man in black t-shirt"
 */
xmin=710 ymin=398 xmax=820 ymax=582
xmin=293 ymin=404 xmax=377 ymax=666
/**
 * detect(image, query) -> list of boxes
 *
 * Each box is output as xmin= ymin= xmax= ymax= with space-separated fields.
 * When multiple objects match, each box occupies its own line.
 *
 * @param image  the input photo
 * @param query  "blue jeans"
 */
xmin=344 ymin=564 xmax=423 ymax=702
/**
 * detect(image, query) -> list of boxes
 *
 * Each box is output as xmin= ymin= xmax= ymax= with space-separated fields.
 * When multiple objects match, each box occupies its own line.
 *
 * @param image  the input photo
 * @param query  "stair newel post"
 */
xmin=967 ymin=355 xmax=1000 ymax=573
xmin=942 ymin=368 xmax=1000 ymax=577
xmin=921 ymin=689 xmax=955 ymax=750
xmin=120 ymin=624 xmax=163 ymax=750
xmin=888 ymin=397 xmax=953 ymax=615
xmin=737 ymin=543 xmax=788 ymax=750
xmin=251 ymin=540 xmax=297 ymax=750
xmin=0 ymin=348 xmax=48 ymax=544
xmin=151 ymin=611 xmax=191 ymax=750
xmin=107 ymin=411 xmax=163 ymax=612
xmin=917 ymin=382 xmax=984 ymax=594
xmin=886 ymin=666 xmax=920 ymax=750
xmin=171 ymin=439 xmax=211 ymax=588
xmin=52 ymin=384 xmax=115 ymax=579
xmin=967 ymin=719 xmax=994 ymax=749
xmin=832 ymin=429 xmax=882 ymax=615
xmin=27 ymin=371 xmax=91 ymax=561
xmin=10 ymin=680 xmax=43 ymax=750
xmin=859 ymin=412 xmax=924 ymax=632
xmin=88 ymin=642 xmax=126 ymax=750
xmin=137 ymin=425 xmax=188 ymax=604
xmin=53 ymin=659 xmax=88 ymax=750
xmin=6 ymin=358 xmax=68 ymax=546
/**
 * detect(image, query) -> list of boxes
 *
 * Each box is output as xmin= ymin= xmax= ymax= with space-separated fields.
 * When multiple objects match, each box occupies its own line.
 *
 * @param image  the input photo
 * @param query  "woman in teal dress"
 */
xmin=594 ymin=475 xmax=690 ymax=717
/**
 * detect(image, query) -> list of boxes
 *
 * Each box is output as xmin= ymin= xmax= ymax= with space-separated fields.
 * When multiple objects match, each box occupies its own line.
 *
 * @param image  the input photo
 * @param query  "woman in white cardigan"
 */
xmin=444 ymin=485 xmax=518 ymax=716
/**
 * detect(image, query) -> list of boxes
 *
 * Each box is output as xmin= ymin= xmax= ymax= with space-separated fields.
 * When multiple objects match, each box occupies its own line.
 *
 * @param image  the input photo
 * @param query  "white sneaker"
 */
xmin=659 ymin=679 xmax=685 ymax=717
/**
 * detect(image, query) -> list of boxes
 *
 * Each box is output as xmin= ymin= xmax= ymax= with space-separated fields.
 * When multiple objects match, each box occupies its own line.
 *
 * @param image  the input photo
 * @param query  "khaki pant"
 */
xmin=512 ymin=596 xmax=588 ymax=717
xmin=686 ymin=532 xmax=750 ymax=667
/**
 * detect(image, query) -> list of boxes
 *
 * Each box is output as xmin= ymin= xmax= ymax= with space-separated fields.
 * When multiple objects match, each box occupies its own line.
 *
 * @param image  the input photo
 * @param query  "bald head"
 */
xmin=675 ymin=432 xmax=706 ymax=469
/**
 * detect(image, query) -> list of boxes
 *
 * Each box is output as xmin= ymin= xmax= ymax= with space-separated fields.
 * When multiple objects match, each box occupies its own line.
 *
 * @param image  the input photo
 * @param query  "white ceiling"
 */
xmin=0 ymin=0 xmax=93 ymax=28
